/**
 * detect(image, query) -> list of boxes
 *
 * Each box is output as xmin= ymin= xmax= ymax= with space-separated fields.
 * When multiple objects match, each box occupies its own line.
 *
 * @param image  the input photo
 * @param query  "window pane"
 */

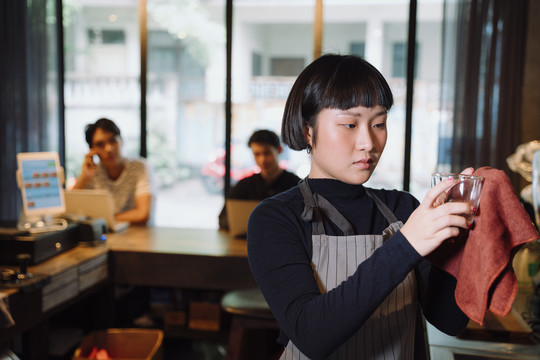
xmin=409 ymin=0 xmax=444 ymax=199
xmin=321 ymin=1 xmax=409 ymax=191
xmin=64 ymin=1 xmax=141 ymax=188
xmin=321 ymin=0 xmax=443 ymax=200
xmin=392 ymin=43 xmax=407 ymax=77
xmin=350 ymin=42 xmax=365 ymax=57
xmin=147 ymin=0 xmax=226 ymax=228
xmin=230 ymin=0 xmax=312 ymax=202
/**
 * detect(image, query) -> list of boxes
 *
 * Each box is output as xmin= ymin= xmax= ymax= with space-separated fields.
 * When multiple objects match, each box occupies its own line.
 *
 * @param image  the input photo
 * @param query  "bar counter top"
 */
xmin=106 ymin=226 xmax=249 ymax=257
xmin=105 ymin=226 xmax=256 ymax=290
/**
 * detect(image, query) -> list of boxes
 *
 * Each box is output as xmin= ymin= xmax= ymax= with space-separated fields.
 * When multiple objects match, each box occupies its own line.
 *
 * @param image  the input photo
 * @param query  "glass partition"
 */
xmin=146 ymin=0 xmax=226 ymax=228
xmin=230 ymin=0 xmax=313 ymax=191
xmin=63 ymin=0 xmax=141 ymax=188
xmin=409 ymin=0 xmax=444 ymax=199
xmin=62 ymin=0 xmax=446 ymax=228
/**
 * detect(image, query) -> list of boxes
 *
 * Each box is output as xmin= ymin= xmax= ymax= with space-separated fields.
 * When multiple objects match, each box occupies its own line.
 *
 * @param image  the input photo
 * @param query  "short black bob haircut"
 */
xmin=281 ymin=54 xmax=394 ymax=151
xmin=248 ymin=129 xmax=281 ymax=149
xmin=85 ymin=118 xmax=121 ymax=147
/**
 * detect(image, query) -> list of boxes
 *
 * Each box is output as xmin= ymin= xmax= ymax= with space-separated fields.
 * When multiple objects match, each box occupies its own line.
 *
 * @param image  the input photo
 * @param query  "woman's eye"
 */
xmin=374 ymin=122 xmax=386 ymax=129
xmin=342 ymin=124 xmax=356 ymax=129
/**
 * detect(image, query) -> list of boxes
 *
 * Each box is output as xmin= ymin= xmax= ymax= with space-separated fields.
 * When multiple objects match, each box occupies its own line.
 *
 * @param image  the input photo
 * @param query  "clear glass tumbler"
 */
xmin=431 ymin=173 xmax=484 ymax=223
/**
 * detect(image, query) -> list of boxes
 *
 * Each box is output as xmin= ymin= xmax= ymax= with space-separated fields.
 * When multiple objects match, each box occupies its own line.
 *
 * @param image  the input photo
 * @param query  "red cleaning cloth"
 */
xmin=427 ymin=167 xmax=539 ymax=325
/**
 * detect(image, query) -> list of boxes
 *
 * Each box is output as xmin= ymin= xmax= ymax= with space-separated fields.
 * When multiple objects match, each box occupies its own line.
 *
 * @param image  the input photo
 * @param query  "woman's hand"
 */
xmin=460 ymin=167 xmax=474 ymax=176
xmin=433 ymin=167 xmax=474 ymax=207
xmin=401 ymin=168 xmax=475 ymax=256
xmin=81 ymin=150 xmax=98 ymax=179
xmin=73 ymin=150 xmax=98 ymax=189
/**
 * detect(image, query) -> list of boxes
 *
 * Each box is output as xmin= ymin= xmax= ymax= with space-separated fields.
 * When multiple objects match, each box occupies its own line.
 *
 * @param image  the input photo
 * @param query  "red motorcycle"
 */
xmin=200 ymin=148 xmax=258 ymax=194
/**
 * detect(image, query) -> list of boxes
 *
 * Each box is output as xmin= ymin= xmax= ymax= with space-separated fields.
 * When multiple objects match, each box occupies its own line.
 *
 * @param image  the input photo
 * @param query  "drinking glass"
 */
xmin=431 ymin=173 xmax=484 ymax=223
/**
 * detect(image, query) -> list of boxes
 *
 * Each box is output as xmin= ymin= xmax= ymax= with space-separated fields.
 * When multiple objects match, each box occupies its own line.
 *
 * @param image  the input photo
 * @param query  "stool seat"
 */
xmin=221 ymin=288 xmax=273 ymax=318
xmin=221 ymin=288 xmax=281 ymax=360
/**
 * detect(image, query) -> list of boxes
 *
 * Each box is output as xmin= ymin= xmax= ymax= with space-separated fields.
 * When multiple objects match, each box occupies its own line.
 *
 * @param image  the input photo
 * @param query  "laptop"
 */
xmin=63 ymin=189 xmax=129 ymax=232
xmin=225 ymin=199 xmax=260 ymax=238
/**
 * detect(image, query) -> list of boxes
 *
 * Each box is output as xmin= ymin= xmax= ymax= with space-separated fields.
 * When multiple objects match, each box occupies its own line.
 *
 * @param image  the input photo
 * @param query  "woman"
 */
xmin=74 ymin=118 xmax=155 ymax=225
xmin=247 ymin=54 xmax=472 ymax=359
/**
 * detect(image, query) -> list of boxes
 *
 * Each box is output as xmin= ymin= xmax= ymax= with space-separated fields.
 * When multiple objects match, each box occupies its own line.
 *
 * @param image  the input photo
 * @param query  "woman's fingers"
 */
xmin=401 ymin=198 xmax=472 ymax=256
xmin=402 ymin=168 xmax=477 ymax=256
xmin=433 ymin=192 xmax=447 ymax=207
xmin=432 ymin=168 xmax=475 ymax=208
xmin=433 ymin=226 xmax=461 ymax=243
xmin=422 ymin=177 xmax=456 ymax=208
xmin=431 ymin=207 xmax=472 ymax=230
xmin=433 ymin=201 xmax=473 ymax=219
xmin=460 ymin=167 xmax=474 ymax=176
xmin=84 ymin=151 xmax=97 ymax=167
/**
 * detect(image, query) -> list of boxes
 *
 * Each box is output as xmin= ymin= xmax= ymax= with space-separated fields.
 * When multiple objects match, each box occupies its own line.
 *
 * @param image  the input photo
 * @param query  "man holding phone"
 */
xmin=73 ymin=118 xmax=155 ymax=225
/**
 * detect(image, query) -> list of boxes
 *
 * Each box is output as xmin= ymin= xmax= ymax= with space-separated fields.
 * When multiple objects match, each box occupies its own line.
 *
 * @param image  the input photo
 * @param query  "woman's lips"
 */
xmin=354 ymin=158 xmax=373 ymax=170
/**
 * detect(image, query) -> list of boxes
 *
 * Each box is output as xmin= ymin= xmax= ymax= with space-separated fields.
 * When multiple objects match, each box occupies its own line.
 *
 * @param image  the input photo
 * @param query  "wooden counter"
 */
xmin=2 ymin=225 xmax=539 ymax=359
xmin=106 ymin=226 xmax=256 ymax=290
xmin=0 ymin=243 xmax=111 ymax=359
xmin=0 ymin=226 xmax=254 ymax=358
xmin=107 ymin=227 xmax=249 ymax=257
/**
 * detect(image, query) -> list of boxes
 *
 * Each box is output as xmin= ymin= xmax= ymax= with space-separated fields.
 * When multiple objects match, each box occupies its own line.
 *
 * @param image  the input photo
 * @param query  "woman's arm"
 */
xmin=115 ymin=160 xmax=154 ymax=225
xmin=114 ymin=193 xmax=152 ymax=224
xmin=248 ymin=199 xmax=423 ymax=359
xmin=416 ymin=260 xmax=469 ymax=335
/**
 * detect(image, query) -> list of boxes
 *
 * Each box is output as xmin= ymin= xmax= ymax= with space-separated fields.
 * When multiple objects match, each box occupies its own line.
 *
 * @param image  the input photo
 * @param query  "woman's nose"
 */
xmin=355 ymin=128 xmax=375 ymax=151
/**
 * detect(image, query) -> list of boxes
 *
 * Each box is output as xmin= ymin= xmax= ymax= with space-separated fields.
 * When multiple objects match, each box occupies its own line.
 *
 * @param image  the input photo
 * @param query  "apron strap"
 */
xmin=365 ymin=189 xmax=400 ymax=224
xmin=299 ymin=179 xmax=401 ymax=236
xmin=299 ymin=179 xmax=325 ymax=235
xmin=299 ymin=179 xmax=356 ymax=236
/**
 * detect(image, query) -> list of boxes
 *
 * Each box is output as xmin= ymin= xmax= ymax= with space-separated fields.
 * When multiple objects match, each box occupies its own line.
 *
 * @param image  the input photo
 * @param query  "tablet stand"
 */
xmin=17 ymin=211 xmax=68 ymax=234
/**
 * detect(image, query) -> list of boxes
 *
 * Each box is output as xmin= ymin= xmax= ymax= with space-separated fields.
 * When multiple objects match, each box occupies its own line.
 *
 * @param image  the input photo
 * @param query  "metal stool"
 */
xmin=221 ymin=288 xmax=281 ymax=360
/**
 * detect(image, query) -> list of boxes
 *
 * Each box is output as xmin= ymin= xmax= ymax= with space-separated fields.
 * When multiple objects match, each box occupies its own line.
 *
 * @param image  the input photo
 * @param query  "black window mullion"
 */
xmin=139 ymin=0 xmax=148 ymax=158
xmin=403 ymin=0 xmax=417 ymax=192
xmin=57 ymin=0 xmax=65 ymax=170
xmin=224 ymin=0 xmax=233 ymax=197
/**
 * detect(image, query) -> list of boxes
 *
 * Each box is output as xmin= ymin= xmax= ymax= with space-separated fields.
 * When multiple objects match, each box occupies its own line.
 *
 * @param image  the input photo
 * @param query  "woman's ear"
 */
xmin=305 ymin=126 xmax=313 ymax=148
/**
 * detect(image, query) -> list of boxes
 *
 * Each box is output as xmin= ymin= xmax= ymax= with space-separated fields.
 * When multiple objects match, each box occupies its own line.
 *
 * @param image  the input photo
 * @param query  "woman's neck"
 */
xmin=104 ymin=158 xmax=125 ymax=180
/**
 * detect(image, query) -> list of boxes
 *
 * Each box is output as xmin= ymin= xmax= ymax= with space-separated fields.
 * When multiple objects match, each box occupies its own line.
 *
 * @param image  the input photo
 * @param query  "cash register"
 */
xmin=0 ymin=152 xmax=105 ymax=275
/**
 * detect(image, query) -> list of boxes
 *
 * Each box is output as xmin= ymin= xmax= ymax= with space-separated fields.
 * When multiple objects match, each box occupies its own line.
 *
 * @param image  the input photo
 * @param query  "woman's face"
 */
xmin=91 ymin=128 xmax=123 ymax=167
xmin=307 ymin=104 xmax=388 ymax=185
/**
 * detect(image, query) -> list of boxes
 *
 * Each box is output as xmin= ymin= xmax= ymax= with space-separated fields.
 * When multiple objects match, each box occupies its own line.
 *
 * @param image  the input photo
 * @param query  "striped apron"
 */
xmin=280 ymin=180 xmax=419 ymax=360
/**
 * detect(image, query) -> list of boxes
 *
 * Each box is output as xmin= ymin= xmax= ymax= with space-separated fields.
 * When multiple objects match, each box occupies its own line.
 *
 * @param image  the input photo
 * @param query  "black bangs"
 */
xmin=283 ymin=54 xmax=393 ymax=150
xmin=318 ymin=56 xmax=393 ymax=111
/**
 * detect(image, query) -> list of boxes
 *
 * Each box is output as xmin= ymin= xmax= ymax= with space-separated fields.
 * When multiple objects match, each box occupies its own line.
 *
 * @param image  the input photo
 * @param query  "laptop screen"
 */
xmin=225 ymin=199 xmax=260 ymax=238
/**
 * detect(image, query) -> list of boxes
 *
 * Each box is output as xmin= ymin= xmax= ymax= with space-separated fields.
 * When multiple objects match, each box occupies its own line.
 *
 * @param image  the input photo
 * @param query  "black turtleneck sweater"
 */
xmin=247 ymin=178 xmax=468 ymax=359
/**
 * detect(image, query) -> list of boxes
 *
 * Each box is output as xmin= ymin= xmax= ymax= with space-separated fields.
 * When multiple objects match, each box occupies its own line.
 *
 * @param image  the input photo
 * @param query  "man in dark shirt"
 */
xmin=219 ymin=129 xmax=301 ymax=230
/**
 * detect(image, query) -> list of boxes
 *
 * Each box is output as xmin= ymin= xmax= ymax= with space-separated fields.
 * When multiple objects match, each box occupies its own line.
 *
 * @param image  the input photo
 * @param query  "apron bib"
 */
xmin=280 ymin=180 xmax=418 ymax=360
